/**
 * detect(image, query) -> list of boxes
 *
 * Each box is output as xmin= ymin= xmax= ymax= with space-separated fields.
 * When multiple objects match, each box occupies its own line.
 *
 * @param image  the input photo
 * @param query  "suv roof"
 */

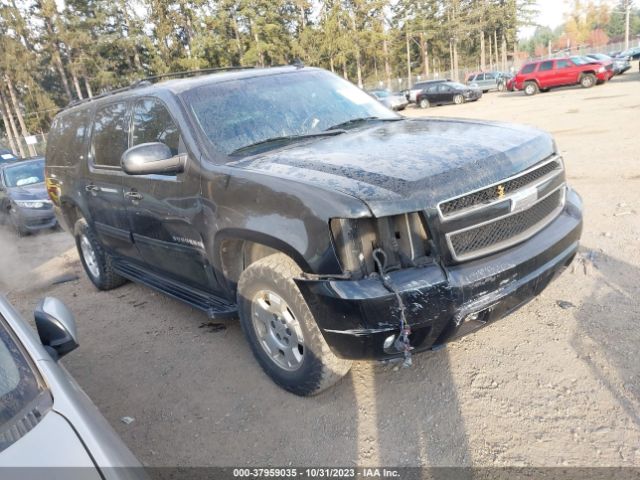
xmin=63 ymin=66 xmax=308 ymax=114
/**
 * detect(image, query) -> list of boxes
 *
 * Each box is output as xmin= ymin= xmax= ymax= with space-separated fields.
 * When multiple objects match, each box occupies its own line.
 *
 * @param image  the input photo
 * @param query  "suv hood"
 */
xmin=229 ymin=118 xmax=555 ymax=217
xmin=8 ymin=182 xmax=48 ymax=201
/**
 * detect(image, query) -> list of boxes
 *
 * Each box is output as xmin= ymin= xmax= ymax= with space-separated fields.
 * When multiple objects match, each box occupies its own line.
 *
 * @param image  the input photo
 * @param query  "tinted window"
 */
xmin=438 ymin=84 xmax=450 ymax=92
xmin=427 ymin=85 xmax=438 ymax=93
xmin=521 ymin=63 xmax=536 ymax=74
xmin=46 ymin=109 xmax=91 ymax=167
xmin=539 ymin=61 xmax=553 ymax=71
xmin=556 ymin=60 xmax=571 ymax=69
xmin=0 ymin=317 xmax=49 ymax=453
xmin=91 ymin=102 xmax=129 ymax=168
xmin=132 ymin=99 xmax=181 ymax=156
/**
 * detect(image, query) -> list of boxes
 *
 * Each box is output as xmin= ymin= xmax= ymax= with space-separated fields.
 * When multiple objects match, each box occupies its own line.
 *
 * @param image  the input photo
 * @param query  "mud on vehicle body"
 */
xmin=45 ymin=66 xmax=583 ymax=395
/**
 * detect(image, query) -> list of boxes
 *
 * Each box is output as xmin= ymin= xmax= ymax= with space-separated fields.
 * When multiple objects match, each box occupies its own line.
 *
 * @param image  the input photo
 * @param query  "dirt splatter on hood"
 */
xmin=229 ymin=117 xmax=555 ymax=216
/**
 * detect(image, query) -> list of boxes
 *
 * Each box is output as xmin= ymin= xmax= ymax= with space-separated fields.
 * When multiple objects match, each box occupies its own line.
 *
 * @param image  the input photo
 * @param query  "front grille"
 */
xmin=448 ymin=188 xmax=564 ymax=261
xmin=439 ymin=158 xmax=561 ymax=217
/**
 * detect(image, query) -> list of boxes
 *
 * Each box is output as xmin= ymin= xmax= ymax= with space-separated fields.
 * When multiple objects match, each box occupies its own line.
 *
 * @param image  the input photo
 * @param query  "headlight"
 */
xmin=15 ymin=200 xmax=46 ymax=209
xmin=330 ymin=213 xmax=431 ymax=278
xmin=598 ymin=66 xmax=605 ymax=73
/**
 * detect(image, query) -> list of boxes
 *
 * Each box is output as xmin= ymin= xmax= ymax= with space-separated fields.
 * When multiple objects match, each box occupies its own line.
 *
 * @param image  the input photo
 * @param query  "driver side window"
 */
xmin=131 ymin=99 xmax=182 ymax=156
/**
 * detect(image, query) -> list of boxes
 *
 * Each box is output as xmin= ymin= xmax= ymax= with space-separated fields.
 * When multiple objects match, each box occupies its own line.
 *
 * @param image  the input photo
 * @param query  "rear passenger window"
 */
xmin=131 ymin=99 xmax=181 ymax=156
xmin=539 ymin=61 xmax=553 ymax=71
xmin=521 ymin=64 xmax=536 ymax=74
xmin=91 ymin=102 xmax=129 ymax=168
xmin=47 ymin=109 xmax=91 ymax=167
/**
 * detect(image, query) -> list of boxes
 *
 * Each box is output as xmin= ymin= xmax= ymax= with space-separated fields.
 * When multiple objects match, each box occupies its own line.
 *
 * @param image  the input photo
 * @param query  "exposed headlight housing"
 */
xmin=15 ymin=200 xmax=47 ymax=209
xmin=598 ymin=66 xmax=606 ymax=73
xmin=330 ymin=213 xmax=431 ymax=278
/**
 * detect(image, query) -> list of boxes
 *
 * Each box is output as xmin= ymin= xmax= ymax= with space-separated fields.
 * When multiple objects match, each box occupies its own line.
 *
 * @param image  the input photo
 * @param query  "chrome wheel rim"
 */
xmin=525 ymin=85 xmax=534 ymax=94
xmin=454 ymin=95 xmax=463 ymax=104
xmin=80 ymin=235 xmax=100 ymax=279
xmin=251 ymin=290 xmax=304 ymax=371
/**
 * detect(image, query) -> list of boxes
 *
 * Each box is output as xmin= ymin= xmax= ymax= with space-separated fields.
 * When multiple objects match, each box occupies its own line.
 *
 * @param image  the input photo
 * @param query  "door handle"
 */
xmin=125 ymin=191 xmax=143 ymax=201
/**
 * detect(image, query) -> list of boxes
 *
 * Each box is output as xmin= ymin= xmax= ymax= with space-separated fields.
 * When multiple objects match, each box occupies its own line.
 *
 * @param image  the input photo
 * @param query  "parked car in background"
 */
xmin=0 ymin=149 xmax=18 ymax=165
xmin=586 ymin=53 xmax=631 ymax=75
xmin=416 ymin=81 xmax=482 ymax=108
xmin=513 ymin=57 xmax=608 ymax=95
xmin=616 ymin=46 xmax=640 ymax=61
xmin=0 ymin=156 xmax=57 ymax=236
xmin=0 ymin=296 xmax=143 ymax=477
xmin=368 ymin=89 xmax=409 ymax=110
xmin=466 ymin=71 xmax=512 ymax=92
xmin=571 ymin=56 xmax=614 ymax=80
xmin=406 ymin=79 xmax=448 ymax=103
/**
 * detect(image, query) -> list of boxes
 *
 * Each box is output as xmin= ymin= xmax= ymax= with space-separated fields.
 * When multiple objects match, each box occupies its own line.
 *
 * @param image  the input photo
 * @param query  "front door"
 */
xmin=121 ymin=97 xmax=216 ymax=292
xmin=84 ymin=101 xmax=139 ymax=260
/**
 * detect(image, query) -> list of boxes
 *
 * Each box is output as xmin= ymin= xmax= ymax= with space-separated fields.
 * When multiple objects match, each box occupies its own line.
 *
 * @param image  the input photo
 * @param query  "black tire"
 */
xmin=237 ymin=253 xmax=352 ymax=396
xmin=453 ymin=94 xmax=465 ymax=105
xmin=74 ymin=218 xmax=127 ymax=290
xmin=524 ymin=81 xmax=539 ymax=96
xmin=418 ymin=98 xmax=430 ymax=109
xmin=9 ymin=208 xmax=27 ymax=237
xmin=580 ymin=73 xmax=596 ymax=88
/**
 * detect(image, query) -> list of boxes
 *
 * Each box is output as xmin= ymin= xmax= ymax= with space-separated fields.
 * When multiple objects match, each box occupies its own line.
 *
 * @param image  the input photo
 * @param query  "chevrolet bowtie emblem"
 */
xmin=496 ymin=184 xmax=506 ymax=199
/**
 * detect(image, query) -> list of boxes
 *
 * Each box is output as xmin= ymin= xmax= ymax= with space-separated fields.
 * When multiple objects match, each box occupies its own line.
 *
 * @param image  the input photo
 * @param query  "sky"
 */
xmin=520 ymin=0 xmax=569 ymax=38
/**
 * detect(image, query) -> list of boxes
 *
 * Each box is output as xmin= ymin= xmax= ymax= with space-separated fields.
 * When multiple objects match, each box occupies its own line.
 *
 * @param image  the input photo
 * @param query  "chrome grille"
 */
xmin=447 ymin=187 xmax=565 ymax=261
xmin=439 ymin=158 xmax=562 ymax=217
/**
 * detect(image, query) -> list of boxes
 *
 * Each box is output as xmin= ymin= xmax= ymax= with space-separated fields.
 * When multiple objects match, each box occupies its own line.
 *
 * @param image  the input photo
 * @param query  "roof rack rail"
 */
xmin=63 ymin=65 xmax=256 ymax=111
xmin=137 ymin=65 xmax=255 ymax=84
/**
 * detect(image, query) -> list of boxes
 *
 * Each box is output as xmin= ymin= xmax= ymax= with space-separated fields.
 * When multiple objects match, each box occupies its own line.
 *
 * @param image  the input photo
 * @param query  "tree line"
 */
xmin=1 ymin=0 xmax=534 ymax=151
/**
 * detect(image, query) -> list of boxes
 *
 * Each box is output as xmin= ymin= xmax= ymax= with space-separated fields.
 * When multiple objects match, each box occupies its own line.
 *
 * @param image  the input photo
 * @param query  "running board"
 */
xmin=113 ymin=261 xmax=238 ymax=319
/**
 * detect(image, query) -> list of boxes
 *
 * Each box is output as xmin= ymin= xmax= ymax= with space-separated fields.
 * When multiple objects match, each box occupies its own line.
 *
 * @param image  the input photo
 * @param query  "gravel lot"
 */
xmin=2 ymin=70 xmax=639 ymax=467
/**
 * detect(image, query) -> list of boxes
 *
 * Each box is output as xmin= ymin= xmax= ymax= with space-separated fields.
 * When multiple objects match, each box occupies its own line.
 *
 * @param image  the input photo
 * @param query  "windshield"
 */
xmin=0 ymin=317 xmax=48 ymax=452
xmin=182 ymin=69 xmax=396 ymax=156
xmin=571 ymin=56 xmax=592 ymax=65
xmin=3 ymin=160 xmax=45 ymax=187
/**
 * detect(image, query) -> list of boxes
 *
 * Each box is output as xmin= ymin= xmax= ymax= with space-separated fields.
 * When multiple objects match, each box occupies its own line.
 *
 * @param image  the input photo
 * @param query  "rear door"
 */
xmin=121 ymin=97 xmax=215 ymax=292
xmin=437 ymin=83 xmax=454 ymax=103
xmin=84 ymin=101 xmax=139 ymax=260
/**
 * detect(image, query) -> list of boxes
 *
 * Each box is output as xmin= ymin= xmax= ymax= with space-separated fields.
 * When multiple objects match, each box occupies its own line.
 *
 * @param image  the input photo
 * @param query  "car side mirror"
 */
xmin=34 ymin=297 xmax=78 ymax=361
xmin=121 ymin=142 xmax=185 ymax=175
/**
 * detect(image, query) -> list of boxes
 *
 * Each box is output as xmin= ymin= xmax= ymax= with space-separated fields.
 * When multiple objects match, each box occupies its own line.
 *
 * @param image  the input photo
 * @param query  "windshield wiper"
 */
xmin=325 ymin=116 xmax=402 ymax=131
xmin=230 ymin=129 xmax=346 ymax=155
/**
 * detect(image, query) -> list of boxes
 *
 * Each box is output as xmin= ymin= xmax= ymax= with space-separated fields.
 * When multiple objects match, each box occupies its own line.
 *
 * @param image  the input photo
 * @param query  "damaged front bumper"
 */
xmin=295 ymin=188 xmax=583 ymax=360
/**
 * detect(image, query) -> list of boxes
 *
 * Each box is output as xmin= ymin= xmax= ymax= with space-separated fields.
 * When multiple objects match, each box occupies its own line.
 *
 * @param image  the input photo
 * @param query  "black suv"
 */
xmin=46 ymin=66 xmax=583 ymax=396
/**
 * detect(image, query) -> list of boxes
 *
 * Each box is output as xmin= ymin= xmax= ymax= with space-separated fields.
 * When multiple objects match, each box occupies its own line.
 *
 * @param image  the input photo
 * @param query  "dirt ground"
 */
xmin=2 ymin=70 xmax=640 ymax=468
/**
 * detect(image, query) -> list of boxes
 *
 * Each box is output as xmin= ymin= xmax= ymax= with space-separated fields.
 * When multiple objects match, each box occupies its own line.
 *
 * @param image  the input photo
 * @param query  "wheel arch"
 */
xmin=214 ymin=228 xmax=312 ymax=299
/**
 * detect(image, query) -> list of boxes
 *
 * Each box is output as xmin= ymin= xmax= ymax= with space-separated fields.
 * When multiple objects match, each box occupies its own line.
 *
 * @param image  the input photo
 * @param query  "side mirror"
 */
xmin=121 ymin=142 xmax=185 ymax=175
xmin=34 ymin=297 xmax=78 ymax=360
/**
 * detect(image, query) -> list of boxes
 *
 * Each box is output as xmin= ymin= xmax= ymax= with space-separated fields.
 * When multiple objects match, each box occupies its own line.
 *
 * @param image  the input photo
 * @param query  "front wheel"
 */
xmin=418 ymin=98 xmax=430 ymax=109
xmin=9 ymin=208 xmax=27 ymax=237
xmin=580 ymin=73 xmax=596 ymax=88
xmin=497 ymin=82 xmax=506 ymax=92
xmin=237 ymin=254 xmax=352 ymax=396
xmin=74 ymin=219 xmax=127 ymax=290
xmin=453 ymin=94 xmax=465 ymax=105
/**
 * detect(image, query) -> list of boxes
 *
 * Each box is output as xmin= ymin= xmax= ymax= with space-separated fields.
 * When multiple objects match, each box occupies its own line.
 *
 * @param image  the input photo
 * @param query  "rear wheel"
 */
xmin=453 ymin=94 xmax=465 ymax=105
xmin=418 ymin=98 xmax=430 ymax=109
xmin=237 ymin=253 xmax=352 ymax=396
xmin=74 ymin=218 xmax=127 ymax=290
xmin=524 ymin=82 xmax=539 ymax=96
xmin=580 ymin=73 xmax=596 ymax=88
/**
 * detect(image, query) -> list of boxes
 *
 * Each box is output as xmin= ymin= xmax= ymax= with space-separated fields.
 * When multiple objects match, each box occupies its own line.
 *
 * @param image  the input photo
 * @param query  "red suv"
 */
xmin=513 ymin=57 xmax=608 ymax=95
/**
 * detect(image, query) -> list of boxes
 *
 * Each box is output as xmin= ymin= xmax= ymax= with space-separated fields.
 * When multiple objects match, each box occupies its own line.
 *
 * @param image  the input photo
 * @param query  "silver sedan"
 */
xmin=0 ymin=295 xmax=144 ymax=479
